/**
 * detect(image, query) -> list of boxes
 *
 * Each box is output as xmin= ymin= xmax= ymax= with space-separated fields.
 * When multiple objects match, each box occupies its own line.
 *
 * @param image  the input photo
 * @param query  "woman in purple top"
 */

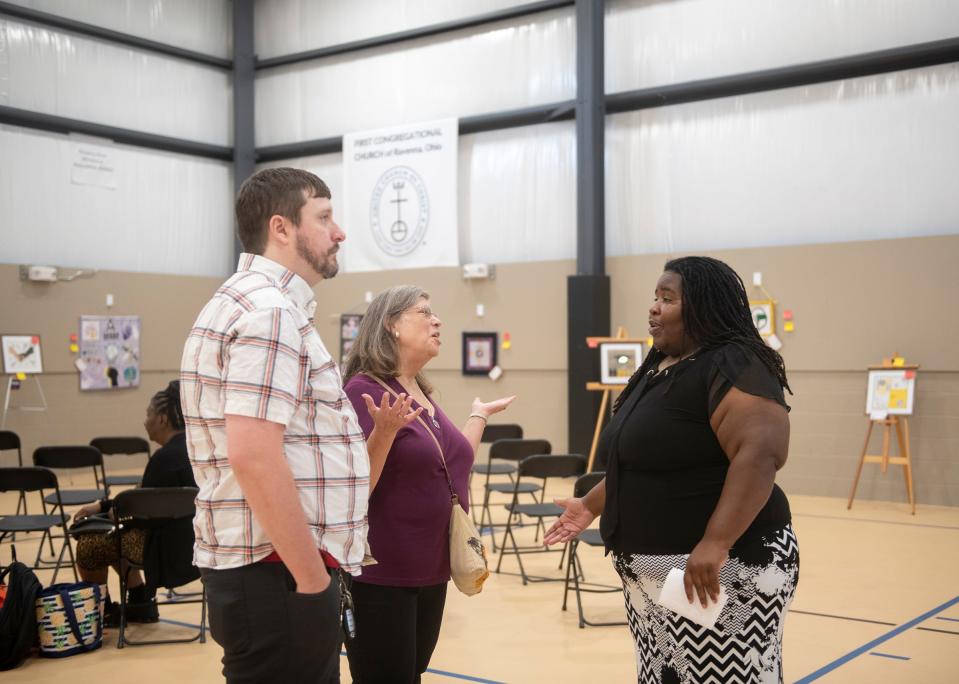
xmin=343 ymin=285 xmax=514 ymax=684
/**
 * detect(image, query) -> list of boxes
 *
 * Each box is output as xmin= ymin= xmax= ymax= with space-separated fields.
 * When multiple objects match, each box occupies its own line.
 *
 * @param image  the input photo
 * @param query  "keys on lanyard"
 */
xmin=339 ymin=573 xmax=356 ymax=640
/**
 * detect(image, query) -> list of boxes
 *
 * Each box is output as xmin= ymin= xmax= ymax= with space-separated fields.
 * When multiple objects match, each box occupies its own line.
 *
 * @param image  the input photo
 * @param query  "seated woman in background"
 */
xmin=72 ymin=380 xmax=197 ymax=624
xmin=342 ymin=285 xmax=514 ymax=684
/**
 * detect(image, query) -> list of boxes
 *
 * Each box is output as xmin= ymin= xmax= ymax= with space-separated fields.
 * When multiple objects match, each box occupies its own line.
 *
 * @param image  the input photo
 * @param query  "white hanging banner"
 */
xmin=342 ymin=118 xmax=458 ymax=272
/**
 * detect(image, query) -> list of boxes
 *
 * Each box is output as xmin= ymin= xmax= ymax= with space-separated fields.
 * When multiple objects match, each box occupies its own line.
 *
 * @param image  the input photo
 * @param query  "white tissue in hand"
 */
xmin=654 ymin=567 xmax=728 ymax=629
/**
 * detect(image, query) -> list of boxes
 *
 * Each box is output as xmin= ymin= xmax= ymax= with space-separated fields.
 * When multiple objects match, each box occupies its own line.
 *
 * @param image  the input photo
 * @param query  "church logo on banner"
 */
xmin=343 ymin=118 xmax=458 ymax=272
xmin=370 ymin=166 xmax=429 ymax=257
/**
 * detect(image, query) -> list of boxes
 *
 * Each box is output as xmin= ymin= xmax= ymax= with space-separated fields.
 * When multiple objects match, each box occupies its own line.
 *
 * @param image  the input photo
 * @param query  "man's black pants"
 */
xmin=201 ymin=562 xmax=342 ymax=684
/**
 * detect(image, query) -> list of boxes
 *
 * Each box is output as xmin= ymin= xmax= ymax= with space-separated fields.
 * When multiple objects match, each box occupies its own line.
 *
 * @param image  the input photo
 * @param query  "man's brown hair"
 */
xmin=235 ymin=168 xmax=331 ymax=254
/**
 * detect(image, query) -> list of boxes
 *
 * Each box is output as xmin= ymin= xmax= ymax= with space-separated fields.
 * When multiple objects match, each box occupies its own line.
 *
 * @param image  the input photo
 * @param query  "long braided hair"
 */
xmin=615 ymin=256 xmax=790 ymax=412
xmin=151 ymin=380 xmax=185 ymax=431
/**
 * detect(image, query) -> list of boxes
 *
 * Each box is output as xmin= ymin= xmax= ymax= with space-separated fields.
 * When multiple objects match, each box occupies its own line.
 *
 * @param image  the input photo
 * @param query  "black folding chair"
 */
xmin=90 ymin=436 xmax=150 ymax=492
xmin=469 ymin=424 xmax=523 ymax=525
xmin=113 ymin=487 xmax=206 ymax=648
xmin=33 ymin=446 xmax=108 ymax=564
xmin=562 ymin=472 xmax=626 ymax=627
xmin=0 ymin=467 xmax=77 ymax=583
xmin=477 ymin=438 xmax=551 ymax=551
xmin=495 ymin=454 xmax=587 ymax=584
xmin=0 ymin=430 xmax=28 ymax=520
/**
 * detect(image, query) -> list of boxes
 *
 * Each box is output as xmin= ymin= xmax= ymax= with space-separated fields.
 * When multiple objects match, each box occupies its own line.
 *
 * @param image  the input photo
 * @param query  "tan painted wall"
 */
xmin=2 ymin=234 xmax=956 ymax=504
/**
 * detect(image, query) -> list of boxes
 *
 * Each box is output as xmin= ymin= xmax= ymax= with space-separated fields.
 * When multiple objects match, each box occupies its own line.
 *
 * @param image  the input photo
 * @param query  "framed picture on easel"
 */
xmin=2 ymin=335 xmax=43 ymax=375
xmin=865 ymin=368 xmax=917 ymax=417
xmin=599 ymin=342 xmax=644 ymax=384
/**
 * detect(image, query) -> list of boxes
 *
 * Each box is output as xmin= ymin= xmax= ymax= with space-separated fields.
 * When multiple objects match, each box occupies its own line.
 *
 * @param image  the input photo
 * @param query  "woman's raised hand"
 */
xmin=543 ymin=497 xmax=596 ymax=546
xmin=471 ymin=395 xmax=516 ymax=418
xmin=362 ymin=392 xmax=423 ymax=434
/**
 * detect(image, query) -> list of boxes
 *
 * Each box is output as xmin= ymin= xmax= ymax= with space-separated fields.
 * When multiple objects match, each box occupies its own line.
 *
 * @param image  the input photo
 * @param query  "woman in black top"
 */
xmin=546 ymin=257 xmax=799 ymax=684
xmin=74 ymin=380 xmax=197 ymax=624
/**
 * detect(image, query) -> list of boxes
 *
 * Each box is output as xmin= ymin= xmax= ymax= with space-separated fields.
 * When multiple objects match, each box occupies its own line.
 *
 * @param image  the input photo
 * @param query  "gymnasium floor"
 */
xmin=2 ymin=475 xmax=957 ymax=683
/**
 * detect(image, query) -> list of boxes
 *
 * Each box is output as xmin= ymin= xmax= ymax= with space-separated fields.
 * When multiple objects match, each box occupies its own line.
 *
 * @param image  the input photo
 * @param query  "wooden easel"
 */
xmin=847 ymin=362 xmax=918 ymax=515
xmin=585 ymin=327 xmax=645 ymax=472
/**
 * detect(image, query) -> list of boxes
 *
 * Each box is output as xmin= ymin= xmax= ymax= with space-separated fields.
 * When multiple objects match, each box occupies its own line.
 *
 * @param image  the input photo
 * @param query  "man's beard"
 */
xmin=296 ymin=232 xmax=339 ymax=279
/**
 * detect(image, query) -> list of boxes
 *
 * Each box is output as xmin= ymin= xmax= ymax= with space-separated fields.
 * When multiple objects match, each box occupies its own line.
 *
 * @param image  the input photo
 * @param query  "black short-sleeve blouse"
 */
xmin=598 ymin=343 xmax=792 ymax=555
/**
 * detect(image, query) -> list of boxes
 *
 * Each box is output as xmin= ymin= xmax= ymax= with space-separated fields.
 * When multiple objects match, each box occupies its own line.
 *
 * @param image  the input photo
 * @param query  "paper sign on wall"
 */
xmin=342 ymin=119 xmax=458 ymax=272
xmin=71 ymin=145 xmax=118 ymax=190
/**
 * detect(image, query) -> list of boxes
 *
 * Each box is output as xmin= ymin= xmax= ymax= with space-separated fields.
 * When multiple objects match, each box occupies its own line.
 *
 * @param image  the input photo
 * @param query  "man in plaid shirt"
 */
xmin=181 ymin=168 xmax=418 ymax=683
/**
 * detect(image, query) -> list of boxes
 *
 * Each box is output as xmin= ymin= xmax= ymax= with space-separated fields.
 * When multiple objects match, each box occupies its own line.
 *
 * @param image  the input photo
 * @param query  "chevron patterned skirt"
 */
xmin=613 ymin=524 xmax=799 ymax=684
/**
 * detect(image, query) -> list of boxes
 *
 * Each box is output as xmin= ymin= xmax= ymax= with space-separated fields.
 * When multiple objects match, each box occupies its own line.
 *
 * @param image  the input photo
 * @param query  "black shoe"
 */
xmin=124 ymin=598 xmax=159 ymax=624
xmin=102 ymin=598 xmax=121 ymax=628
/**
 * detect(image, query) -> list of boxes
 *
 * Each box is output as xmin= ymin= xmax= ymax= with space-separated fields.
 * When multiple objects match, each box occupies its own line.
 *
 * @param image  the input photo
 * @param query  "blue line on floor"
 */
xmin=424 ymin=667 xmax=506 ymax=683
xmin=793 ymin=513 xmax=959 ymax=531
xmin=936 ymin=616 xmax=959 ymax=623
xmin=158 ymin=617 xmax=203 ymax=630
xmin=870 ymin=652 xmax=911 ymax=661
xmin=794 ymin=595 xmax=959 ymax=683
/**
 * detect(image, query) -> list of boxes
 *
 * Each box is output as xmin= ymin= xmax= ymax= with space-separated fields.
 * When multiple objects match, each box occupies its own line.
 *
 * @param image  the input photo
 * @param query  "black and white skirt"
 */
xmin=613 ymin=524 xmax=799 ymax=684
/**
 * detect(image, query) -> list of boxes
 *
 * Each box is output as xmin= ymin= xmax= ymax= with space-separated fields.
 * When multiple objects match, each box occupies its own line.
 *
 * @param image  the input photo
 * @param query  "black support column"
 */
xmin=233 ymin=0 xmax=256 ymax=261
xmin=568 ymin=0 xmax=610 ymax=462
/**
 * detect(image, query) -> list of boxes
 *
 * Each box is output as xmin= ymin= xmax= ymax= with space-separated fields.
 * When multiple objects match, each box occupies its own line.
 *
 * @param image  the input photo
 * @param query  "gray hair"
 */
xmin=343 ymin=285 xmax=434 ymax=395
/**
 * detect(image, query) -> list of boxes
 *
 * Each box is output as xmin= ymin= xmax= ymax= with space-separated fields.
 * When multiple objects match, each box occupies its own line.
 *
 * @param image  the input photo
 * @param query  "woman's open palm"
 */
xmin=543 ymin=497 xmax=596 ymax=546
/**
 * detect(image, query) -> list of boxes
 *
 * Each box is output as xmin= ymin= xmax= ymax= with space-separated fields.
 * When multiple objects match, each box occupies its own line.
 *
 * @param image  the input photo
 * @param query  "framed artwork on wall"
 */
xmin=462 ymin=332 xmax=497 ymax=376
xmin=340 ymin=314 xmax=363 ymax=363
xmin=749 ymin=300 xmax=775 ymax=337
xmin=2 ymin=335 xmax=43 ymax=374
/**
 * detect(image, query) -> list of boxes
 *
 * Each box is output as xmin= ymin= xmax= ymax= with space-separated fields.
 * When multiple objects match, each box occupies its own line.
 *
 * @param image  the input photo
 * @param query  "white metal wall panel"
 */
xmin=0 ymin=125 xmax=234 ymax=277
xmin=0 ymin=18 xmax=232 ymax=145
xmin=606 ymin=64 xmax=959 ymax=257
xmin=255 ymin=8 xmax=574 ymax=146
xmin=606 ymin=0 xmax=959 ymax=93
xmin=2 ymin=0 xmax=232 ymax=58
xmin=255 ymin=0 xmax=531 ymax=59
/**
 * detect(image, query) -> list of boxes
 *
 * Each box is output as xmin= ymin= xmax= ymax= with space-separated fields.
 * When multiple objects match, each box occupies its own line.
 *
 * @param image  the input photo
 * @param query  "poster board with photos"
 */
xmin=2 ymin=335 xmax=43 ymax=374
xmin=865 ymin=367 xmax=917 ymax=417
xmin=78 ymin=315 xmax=141 ymax=391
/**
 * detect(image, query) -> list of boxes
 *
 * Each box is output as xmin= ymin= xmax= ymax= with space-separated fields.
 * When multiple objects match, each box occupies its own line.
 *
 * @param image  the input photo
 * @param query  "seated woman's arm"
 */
xmin=684 ymin=386 xmax=789 ymax=607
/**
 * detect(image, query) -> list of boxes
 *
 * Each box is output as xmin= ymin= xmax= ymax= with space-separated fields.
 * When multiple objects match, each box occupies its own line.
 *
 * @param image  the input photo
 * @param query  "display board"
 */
xmin=78 ymin=315 xmax=141 ymax=391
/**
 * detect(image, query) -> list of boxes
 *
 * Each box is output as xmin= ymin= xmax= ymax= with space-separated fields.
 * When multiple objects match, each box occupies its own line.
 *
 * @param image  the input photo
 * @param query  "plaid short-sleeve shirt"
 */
xmin=180 ymin=253 xmax=370 ymax=573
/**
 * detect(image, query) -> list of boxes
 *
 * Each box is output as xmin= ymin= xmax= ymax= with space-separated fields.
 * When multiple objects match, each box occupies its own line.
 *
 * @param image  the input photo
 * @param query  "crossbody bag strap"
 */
xmin=369 ymin=376 xmax=458 ymax=505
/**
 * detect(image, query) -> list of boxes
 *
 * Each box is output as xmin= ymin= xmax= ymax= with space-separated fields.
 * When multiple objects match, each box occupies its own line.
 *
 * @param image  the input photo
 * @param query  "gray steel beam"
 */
xmin=0 ymin=105 xmax=232 ymax=161
xmin=606 ymin=36 xmax=959 ymax=114
xmin=0 ymin=0 xmax=232 ymax=70
xmin=255 ymin=101 xmax=577 ymax=162
xmin=256 ymin=0 xmax=573 ymax=70
xmin=233 ymin=0 xmax=256 ymax=261
xmin=575 ymin=0 xmax=605 ymax=277
xmin=567 ymin=0 xmax=609 ymax=460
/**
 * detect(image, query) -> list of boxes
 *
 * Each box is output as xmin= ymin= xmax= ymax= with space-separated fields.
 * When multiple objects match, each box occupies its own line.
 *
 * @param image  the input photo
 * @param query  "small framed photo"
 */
xmin=2 ymin=335 xmax=44 ymax=375
xmin=340 ymin=314 xmax=363 ymax=363
xmin=600 ymin=342 xmax=643 ymax=384
xmin=749 ymin=300 xmax=775 ymax=337
xmin=462 ymin=332 xmax=497 ymax=376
